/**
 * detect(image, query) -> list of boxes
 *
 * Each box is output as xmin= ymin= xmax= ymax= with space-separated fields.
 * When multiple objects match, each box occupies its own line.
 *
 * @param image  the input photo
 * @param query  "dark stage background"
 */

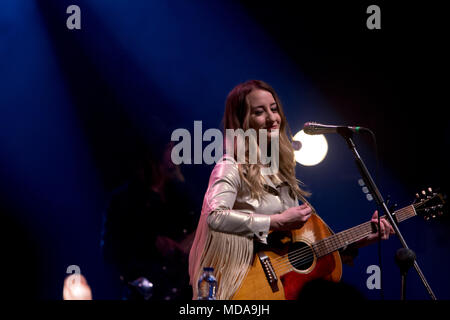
xmin=1 ymin=0 xmax=449 ymax=300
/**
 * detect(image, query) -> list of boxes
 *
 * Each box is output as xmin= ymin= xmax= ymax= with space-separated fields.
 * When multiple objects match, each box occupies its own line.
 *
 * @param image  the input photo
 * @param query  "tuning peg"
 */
xmin=421 ymin=190 xmax=427 ymax=199
xmin=414 ymin=193 xmax=421 ymax=204
xmin=428 ymin=187 xmax=438 ymax=196
xmin=427 ymin=187 xmax=435 ymax=199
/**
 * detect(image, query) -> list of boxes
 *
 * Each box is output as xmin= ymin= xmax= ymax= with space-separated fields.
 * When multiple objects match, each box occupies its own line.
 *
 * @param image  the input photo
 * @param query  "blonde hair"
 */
xmin=222 ymin=80 xmax=309 ymax=200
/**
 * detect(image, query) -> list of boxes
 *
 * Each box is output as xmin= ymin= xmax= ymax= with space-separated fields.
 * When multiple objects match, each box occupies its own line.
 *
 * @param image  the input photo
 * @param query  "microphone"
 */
xmin=303 ymin=122 xmax=367 ymax=135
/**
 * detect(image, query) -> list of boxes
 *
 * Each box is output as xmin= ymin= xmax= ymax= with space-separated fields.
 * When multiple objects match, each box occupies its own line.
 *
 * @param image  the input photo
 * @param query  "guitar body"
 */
xmin=232 ymin=213 xmax=342 ymax=300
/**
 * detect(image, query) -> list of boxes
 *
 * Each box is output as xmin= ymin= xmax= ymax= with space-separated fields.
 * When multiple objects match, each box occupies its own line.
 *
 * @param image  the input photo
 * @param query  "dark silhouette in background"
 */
xmin=101 ymin=129 xmax=199 ymax=300
xmin=1 ymin=201 xmax=42 ymax=300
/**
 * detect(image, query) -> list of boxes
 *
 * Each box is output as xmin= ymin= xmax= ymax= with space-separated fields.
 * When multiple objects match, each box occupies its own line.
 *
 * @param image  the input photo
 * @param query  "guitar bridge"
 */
xmin=258 ymin=252 xmax=279 ymax=293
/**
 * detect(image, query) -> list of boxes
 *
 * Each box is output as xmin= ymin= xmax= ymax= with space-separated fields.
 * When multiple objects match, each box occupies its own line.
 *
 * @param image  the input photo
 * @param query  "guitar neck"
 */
xmin=312 ymin=205 xmax=417 ymax=258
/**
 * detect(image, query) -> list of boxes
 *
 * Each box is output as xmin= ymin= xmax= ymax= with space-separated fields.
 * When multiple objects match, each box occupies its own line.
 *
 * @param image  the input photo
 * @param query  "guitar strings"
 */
xmin=272 ymin=205 xmax=416 ymax=272
xmin=269 ymin=236 xmax=342 ymax=268
xmin=277 ymin=204 xmax=428 ymax=273
xmin=270 ymin=224 xmax=374 ymax=270
xmin=268 ymin=206 xmax=417 ymax=273
xmin=271 ymin=232 xmax=374 ymax=275
xmin=274 ymin=209 xmax=419 ymax=273
xmin=269 ymin=219 xmax=375 ymax=266
xmin=274 ymin=233 xmax=371 ymax=270
xmin=268 ymin=204 xmax=415 ymax=267
xmin=270 ymin=237 xmax=333 ymax=264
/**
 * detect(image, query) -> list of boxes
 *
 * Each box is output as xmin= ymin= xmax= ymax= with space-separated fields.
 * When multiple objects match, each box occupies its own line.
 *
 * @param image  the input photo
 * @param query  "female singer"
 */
xmin=188 ymin=80 xmax=394 ymax=300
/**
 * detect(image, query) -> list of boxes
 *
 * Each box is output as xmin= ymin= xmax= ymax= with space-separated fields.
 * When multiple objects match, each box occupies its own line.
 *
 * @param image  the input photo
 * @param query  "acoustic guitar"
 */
xmin=232 ymin=188 xmax=446 ymax=300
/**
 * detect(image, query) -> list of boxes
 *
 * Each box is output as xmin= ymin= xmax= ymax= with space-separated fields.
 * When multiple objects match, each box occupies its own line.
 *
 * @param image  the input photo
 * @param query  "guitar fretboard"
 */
xmin=312 ymin=205 xmax=416 ymax=258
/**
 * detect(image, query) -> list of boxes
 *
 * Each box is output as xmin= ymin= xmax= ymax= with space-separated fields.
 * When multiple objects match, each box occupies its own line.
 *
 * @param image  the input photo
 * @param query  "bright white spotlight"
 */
xmin=293 ymin=130 xmax=328 ymax=166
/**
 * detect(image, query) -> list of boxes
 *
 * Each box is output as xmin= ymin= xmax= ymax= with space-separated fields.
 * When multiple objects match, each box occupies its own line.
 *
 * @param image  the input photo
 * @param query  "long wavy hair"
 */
xmin=222 ymin=80 xmax=309 ymax=200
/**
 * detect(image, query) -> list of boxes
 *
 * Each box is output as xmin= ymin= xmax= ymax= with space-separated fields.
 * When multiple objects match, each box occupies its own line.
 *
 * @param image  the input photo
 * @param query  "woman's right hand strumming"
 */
xmin=269 ymin=204 xmax=312 ymax=231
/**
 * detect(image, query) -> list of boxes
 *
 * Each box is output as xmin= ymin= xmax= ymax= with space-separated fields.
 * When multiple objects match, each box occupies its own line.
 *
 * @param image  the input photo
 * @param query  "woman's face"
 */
xmin=246 ymin=89 xmax=281 ymax=140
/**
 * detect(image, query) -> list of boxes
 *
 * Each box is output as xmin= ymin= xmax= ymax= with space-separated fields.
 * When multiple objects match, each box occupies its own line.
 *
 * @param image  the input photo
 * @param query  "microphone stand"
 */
xmin=395 ymin=248 xmax=416 ymax=300
xmin=337 ymin=127 xmax=437 ymax=300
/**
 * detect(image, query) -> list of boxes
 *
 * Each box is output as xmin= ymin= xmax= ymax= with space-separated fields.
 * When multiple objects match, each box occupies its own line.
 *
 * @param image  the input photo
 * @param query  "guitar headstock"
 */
xmin=413 ymin=187 xmax=447 ymax=220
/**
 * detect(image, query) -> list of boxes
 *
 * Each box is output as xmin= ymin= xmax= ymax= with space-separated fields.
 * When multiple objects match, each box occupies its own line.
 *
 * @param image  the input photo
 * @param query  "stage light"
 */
xmin=293 ymin=130 xmax=328 ymax=166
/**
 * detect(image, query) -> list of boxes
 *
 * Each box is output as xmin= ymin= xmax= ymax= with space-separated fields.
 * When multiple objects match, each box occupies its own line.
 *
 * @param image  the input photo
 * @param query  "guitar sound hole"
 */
xmin=288 ymin=241 xmax=314 ymax=271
